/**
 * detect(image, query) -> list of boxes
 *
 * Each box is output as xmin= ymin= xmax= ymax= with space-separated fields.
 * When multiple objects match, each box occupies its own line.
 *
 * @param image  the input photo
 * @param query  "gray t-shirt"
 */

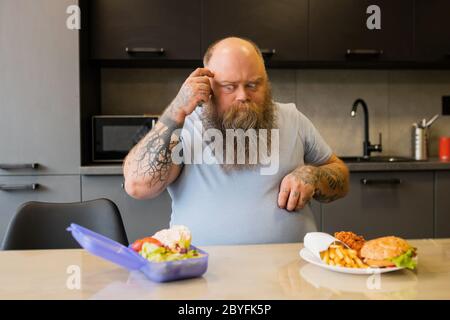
xmin=167 ymin=102 xmax=332 ymax=245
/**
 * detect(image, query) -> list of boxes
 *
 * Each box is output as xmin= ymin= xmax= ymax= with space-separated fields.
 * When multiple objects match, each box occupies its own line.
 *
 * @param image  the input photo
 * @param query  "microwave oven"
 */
xmin=92 ymin=115 xmax=158 ymax=163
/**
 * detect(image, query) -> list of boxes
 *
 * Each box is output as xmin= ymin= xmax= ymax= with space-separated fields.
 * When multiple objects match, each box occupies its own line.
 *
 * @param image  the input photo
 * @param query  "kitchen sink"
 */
xmin=339 ymin=156 xmax=418 ymax=163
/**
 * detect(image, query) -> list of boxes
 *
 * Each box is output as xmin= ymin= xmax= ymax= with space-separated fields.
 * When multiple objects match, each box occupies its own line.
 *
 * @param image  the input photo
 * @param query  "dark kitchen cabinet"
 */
xmin=0 ymin=175 xmax=81 ymax=245
xmin=309 ymin=0 xmax=413 ymax=62
xmin=202 ymin=0 xmax=308 ymax=62
xmin=435 ymin=171 xmax=450 ymax=238
xmin=322 ymin=171 xmax=434 ymax=239
xmin=89 ymin=0 xmax=202 ymax=60
xmin=414 ymin=0 xmax=450 ymax=62
xmin=81 ymin=175 xmax=171 ymax=242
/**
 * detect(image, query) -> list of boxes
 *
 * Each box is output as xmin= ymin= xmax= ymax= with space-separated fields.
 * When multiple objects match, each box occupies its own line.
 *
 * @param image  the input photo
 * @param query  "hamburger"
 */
xmin=360 ymin=236 xmax=417 ymax=269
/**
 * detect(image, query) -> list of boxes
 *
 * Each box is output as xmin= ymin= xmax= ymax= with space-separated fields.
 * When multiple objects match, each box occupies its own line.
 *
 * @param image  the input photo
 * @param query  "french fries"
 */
xmin=320 ymin=243 xmax=368 ymax=268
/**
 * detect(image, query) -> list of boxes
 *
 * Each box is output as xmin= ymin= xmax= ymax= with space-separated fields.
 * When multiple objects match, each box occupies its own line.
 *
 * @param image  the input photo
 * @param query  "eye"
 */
xmin=246 ymin=82 xmax=258 ymax=90
xmin=223 ymin=84 xmax=235 ymax=92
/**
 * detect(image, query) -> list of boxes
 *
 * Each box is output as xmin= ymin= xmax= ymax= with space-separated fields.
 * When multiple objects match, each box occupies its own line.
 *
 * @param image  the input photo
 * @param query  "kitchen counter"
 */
xmin=343 ymin=157 xmax=450 ymax=172
xmin=80 ymin=158 xmax=450 ymax=175
xmin=1 ymin=239 xmax=450 ymax=299
xmin=80 ymin=164 xmax=124 ymax=175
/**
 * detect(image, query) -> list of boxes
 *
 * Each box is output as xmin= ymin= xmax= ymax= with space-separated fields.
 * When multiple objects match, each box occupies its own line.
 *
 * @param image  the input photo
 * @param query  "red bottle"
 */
xmin=439 ymin=137 xmax=450 ymax=161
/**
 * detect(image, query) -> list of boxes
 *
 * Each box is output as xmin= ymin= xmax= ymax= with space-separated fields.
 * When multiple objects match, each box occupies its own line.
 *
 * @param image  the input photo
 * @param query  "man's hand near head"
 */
xmin=168 ymin=68 xmax=214 ymax=125
xmin=278 ymin=154 xmax=349 ymax=211
xmin=123 ymin=68 xmax=214 ymax=200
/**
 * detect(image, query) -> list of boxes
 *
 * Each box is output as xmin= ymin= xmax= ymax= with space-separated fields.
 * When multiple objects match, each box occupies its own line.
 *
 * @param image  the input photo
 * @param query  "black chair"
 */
xmin=1 ymin=198 xmax=129 ymax=250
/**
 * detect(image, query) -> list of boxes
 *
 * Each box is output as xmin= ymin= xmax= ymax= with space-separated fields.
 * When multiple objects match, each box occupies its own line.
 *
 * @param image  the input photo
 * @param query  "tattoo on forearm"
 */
xmin=319 ymin=167 xmax=345 ymax=190
xmin=170 ymin=84 xmax=192 ymax=115
xmin=313 ymin=166 xmax=347 ymax=203
xmin=124 ymin=80 xmax=196 ymax=189
xmin=127 ymin=109 xmax=182 ymax=188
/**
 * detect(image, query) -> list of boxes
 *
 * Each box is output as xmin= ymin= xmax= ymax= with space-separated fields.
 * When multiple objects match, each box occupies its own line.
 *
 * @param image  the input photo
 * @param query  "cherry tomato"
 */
xmin=141 ymin=237 xmax=163 ymax=247
xmin=131 ymin=239 xmax=144 ymax=252
xmin=131 ymin=237 xmax=163 ymax=252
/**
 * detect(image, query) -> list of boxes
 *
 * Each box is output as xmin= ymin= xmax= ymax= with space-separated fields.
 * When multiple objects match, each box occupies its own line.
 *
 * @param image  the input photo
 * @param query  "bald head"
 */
xmin=206 ymin=38 xmax=266 ymax=78
xmin=203 ymin=37 xmax=265 ymax=68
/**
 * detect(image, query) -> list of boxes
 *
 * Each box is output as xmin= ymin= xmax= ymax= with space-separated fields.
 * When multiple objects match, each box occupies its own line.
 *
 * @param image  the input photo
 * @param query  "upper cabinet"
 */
xmin=308 ymin=0 xmax=413 ymax=62
xmin=0 ymin=0 xmax=80 ymax=175
xmin=414 ymin=0 xmax=450 ymax=62
xmin=89 ymin=0 xmax=202 ymax=60
xmin=202 ymin=0 xmax=308 ymax=63
xmin=86 ymin=0 xmax=449 ymax=67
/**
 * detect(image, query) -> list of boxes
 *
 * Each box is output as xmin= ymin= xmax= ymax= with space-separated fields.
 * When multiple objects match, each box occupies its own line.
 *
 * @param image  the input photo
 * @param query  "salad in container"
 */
xmin=67 ymin=223 xmax=208 ymax=282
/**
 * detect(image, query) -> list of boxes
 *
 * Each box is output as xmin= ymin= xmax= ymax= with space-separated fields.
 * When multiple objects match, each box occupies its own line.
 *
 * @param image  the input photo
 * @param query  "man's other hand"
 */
xmin=277 ymin=166 xmax=319 ymax=211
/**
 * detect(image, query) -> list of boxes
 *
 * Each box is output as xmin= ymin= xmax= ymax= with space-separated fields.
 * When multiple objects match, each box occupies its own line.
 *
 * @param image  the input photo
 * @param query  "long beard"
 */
xmin=201 ymin=85 xmax=276 ymax=172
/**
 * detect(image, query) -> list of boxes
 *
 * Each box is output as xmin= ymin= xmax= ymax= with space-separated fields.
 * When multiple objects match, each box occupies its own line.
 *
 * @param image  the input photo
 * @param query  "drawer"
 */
xmin=322 ymin=171 xmax=434 ymax=239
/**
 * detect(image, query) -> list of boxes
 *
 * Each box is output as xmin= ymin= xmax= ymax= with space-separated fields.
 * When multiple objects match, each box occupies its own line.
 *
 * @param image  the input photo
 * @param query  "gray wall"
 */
xmin=101 ymin=69 xmax=450 ymax=158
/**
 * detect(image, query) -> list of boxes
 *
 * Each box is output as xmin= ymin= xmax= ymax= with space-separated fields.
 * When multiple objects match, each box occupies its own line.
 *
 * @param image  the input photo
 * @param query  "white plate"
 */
xmin=299 ymin=248 xmax=404 ymax=275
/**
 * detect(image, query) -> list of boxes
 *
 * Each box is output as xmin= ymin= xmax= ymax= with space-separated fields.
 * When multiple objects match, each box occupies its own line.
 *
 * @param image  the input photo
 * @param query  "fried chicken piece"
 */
xmin=334 ymin=231 xmax=366 ymax=256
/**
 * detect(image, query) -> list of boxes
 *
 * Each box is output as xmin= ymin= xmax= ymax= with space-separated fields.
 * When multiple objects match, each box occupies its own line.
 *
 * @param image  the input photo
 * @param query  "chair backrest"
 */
xmin=1 ymin=198 xmax=128 ymax=250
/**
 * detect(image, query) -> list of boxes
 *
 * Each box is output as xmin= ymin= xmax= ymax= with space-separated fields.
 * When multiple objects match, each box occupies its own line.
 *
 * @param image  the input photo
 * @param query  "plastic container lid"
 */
xmin=67 ymin=223 xmax=146 ymax=270
xmin=67 ymin=223 xmax=209 ymax=282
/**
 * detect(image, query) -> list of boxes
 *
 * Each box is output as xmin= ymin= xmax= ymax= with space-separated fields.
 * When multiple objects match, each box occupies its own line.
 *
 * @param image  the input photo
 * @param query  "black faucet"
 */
xmin=351 ymin=98 xmax=382 ymax=158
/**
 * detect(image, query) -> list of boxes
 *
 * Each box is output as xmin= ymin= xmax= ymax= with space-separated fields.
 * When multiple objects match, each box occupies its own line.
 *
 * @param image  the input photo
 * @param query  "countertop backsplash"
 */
xmin=101 ymin=68 xmax=450 ymax=158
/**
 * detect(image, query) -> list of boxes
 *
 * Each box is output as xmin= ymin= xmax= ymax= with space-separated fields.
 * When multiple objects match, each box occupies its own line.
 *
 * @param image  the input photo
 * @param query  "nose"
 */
xmin=235 ymin=85 xmax=249 ymax=103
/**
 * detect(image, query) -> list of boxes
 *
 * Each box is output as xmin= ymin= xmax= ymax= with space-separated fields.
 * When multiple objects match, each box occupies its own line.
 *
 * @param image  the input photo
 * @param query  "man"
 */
xmin=123 ymin=37 xmax=349 ymax=245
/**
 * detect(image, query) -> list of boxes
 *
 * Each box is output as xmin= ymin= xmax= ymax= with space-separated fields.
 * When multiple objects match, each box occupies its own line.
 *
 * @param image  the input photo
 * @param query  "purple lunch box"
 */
xmin=66 ymin=223 xmax=208 ymax=282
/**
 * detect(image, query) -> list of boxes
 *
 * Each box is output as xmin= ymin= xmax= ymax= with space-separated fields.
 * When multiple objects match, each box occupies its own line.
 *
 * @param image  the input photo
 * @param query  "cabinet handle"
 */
xmin=0 ymin=163 xmax=39 ymax=170
xmin=260 ymin=48 xmax=276 ymax=57
xmin=0 ymin=183 xmax=39 ymax=191
xmin=360 ymin=178 xmax=401 ymax=185
xmin=346 ymin=49 xmax=383 ymax=56
xmin=125 ymin=47 xmax=165 ymax=55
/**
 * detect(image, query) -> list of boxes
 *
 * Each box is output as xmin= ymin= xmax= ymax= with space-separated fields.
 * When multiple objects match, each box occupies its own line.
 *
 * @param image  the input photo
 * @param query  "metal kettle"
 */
xmin=412 ymin=114 xmax=439 ymax=160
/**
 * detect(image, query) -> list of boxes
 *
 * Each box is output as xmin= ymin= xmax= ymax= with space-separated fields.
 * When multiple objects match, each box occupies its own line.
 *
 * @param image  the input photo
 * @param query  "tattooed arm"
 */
xmin=122 ymin=115 xmax=183 ymax=199
xmin=310 ymin=154 xmax=350 ymax=203
xmin=278 ymin=154 xmax=349 ymax=211
xmin=123 ymin=68 xmax=214 ymax=199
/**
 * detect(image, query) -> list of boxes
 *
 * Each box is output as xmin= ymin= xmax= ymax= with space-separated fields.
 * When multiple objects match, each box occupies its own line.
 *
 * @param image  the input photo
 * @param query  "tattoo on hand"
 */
xmin=292 ymin=166 xmax=319 ymax=187
xmin=292 ymin=164 xmax=346 ymax=203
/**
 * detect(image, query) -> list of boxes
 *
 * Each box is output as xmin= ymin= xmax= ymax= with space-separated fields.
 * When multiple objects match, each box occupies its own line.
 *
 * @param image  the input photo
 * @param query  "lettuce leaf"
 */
xmin=139 ymin=244 xmax=200 ymax=263
xmin=390 ymin=248 xmax=417 ymax=270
